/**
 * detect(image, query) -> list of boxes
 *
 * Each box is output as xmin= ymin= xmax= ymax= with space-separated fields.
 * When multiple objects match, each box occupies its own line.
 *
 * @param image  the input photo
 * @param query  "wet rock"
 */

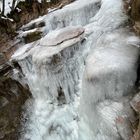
xmin=0 ymin=53 xmax=6 ymax=66
xmin=0 ymin=63 xmax=12 ymax=77
xmin=131 ymin=0 xmax=140 ymax=22
xmin=0 ymin=18 xmax=16 ymax=34
xmin=130 ymin=0 xmax=140 ymax=35
xmin=57 ymin=87 xmax=66 ymax=105
xmin=130 ymin=92 xmax=140 ymax=140
xmin=0 ymin=131 xmax=5 ymax=139
xmin=0 ymin=97 xmax=9 ymax=109
xmin=0 ymin=118 xmax=8 ymax=130
xmin=0 ymin=63 xmax=31 ymax=140
xmin=133 ymin=21 xmax=140 ymax=36
xmin=23 ymin=30 xmax=42 ymax=43
xmin=131 ymin=120 xmax=140 ymax=140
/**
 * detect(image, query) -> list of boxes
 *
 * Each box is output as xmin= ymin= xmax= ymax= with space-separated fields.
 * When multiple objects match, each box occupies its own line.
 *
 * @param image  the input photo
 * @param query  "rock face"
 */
xmin=131 ymin=0 xmax=140 ymax=35
xmin=131 ymin=92 xmax=140 ymax=113
xmin=131 ymin=0 xmax=140 ymax=21
xmin=0 ymin=63 xmax=31 ymax=140
xmin=0 ymin=35 xmax=31 ymax=139
xmin=0 ymin=53 xmax=6 ymax=66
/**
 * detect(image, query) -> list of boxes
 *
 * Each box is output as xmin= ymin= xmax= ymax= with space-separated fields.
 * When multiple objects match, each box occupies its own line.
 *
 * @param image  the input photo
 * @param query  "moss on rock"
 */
xmin=23 ymin=30 xmax=42 ymax=43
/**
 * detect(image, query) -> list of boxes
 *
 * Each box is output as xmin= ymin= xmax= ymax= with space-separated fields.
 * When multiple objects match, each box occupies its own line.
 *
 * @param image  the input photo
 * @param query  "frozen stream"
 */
xmin=12 ymin=0 xmax=140 ymax=140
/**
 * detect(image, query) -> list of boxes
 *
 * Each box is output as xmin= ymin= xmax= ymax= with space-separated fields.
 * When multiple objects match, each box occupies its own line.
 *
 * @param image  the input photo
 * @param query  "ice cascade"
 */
xmin=12 ymin=0 xmax=140 ymax=140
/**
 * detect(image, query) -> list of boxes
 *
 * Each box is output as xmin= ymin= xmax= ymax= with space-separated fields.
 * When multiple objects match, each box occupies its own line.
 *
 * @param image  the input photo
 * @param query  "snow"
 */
xmin=12 ymin=42 xmax=35 ymax=59
xmin=1 ymin=16 xmax=14 ymax=21
xmin=11 ymin=0 xmax=140 ymax=140
xmin=48 ymin=7 xmax=59 ymax=13
xmin=21 ymin=16 xmax=46 ymax=31
xmin=19 ymin=28 xmax=39 ymax=38
xmin=0 ymin=0 xmax=12 ymax=14
xmin=0 ymin=0 xmax=24 ymax=15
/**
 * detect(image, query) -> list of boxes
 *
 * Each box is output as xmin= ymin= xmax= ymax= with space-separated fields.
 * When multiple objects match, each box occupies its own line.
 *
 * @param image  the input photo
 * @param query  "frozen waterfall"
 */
xmin=11 ymin=0 xmax=140 ymax=140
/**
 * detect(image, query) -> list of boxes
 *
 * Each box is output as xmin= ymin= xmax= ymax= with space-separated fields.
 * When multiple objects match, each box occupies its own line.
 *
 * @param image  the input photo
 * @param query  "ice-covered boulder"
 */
xmin=12 ymin=25 xmax=87 ymax=140
xmin=12 ymin=25 xmax=86 ymax=103
xmin=40 ymin=26 xmax=85 ymax=46
xmin=79 ymin=30 xmax=139 ymax=140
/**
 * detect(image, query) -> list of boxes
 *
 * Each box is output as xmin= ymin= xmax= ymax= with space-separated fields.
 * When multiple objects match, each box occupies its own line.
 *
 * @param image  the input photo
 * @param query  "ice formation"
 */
xmin=11 ymin=0 xmax=140 ymax=140
xmin=21 ymin=0 xmax=100 ymax=33
xmin=40 ymin=26 xmax=85 ymax=46
xmin=12 ymin=25 xmax=87 ymax=140
xmin=79 ymin=30 xmax=139 ymax=140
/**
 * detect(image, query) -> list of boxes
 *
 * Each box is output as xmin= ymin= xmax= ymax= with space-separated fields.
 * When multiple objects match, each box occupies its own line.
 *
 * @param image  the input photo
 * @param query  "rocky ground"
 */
xmin=0 ymin=63 xmax=31 ymax=140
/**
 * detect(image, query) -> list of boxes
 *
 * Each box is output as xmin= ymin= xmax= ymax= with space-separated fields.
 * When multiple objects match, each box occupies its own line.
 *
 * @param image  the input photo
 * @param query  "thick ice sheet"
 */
xmin=79 ymin=30 xmax=139 ymax=140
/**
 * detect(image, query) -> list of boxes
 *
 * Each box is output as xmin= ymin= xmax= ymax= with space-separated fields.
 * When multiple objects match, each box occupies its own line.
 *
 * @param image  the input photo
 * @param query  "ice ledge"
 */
xmin=12 ymin=26 xmax=85 ymax=61
xmin=40 ymin=26 xmax=85 ymax=46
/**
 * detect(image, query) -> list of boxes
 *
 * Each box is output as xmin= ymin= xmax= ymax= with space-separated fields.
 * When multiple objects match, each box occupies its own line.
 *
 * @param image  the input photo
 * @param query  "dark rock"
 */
xmin=0 ymin=118 xmax=8 ymax=129
xmin=0 ymin=131 xmax=5 ymax=139
xmin=23 ymin=30 xmax=42 ymax=43
xmin=0 ymin=17 xmax=16 ymax=34
xmin=131 ymin=119 xmax=140 ymax=140
xmin=0 ymin=96 xmax=9 ymax=109
xmin=0 ymin=53 xmax=6 ymax=66
xmin=0 ymin=63 xmax=31 ymax=140
xmin=57 ymin=87 xmax=66 ymax=105
xmin=130 ymin=0 xmax=140 ymax=35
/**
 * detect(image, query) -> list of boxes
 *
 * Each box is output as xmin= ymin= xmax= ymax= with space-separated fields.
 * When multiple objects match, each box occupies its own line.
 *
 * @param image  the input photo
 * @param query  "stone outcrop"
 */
xmin=131 ymin=0 xmax=140 ymax=35
xmin=0 ymin=63 xmax=31 ymax=140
